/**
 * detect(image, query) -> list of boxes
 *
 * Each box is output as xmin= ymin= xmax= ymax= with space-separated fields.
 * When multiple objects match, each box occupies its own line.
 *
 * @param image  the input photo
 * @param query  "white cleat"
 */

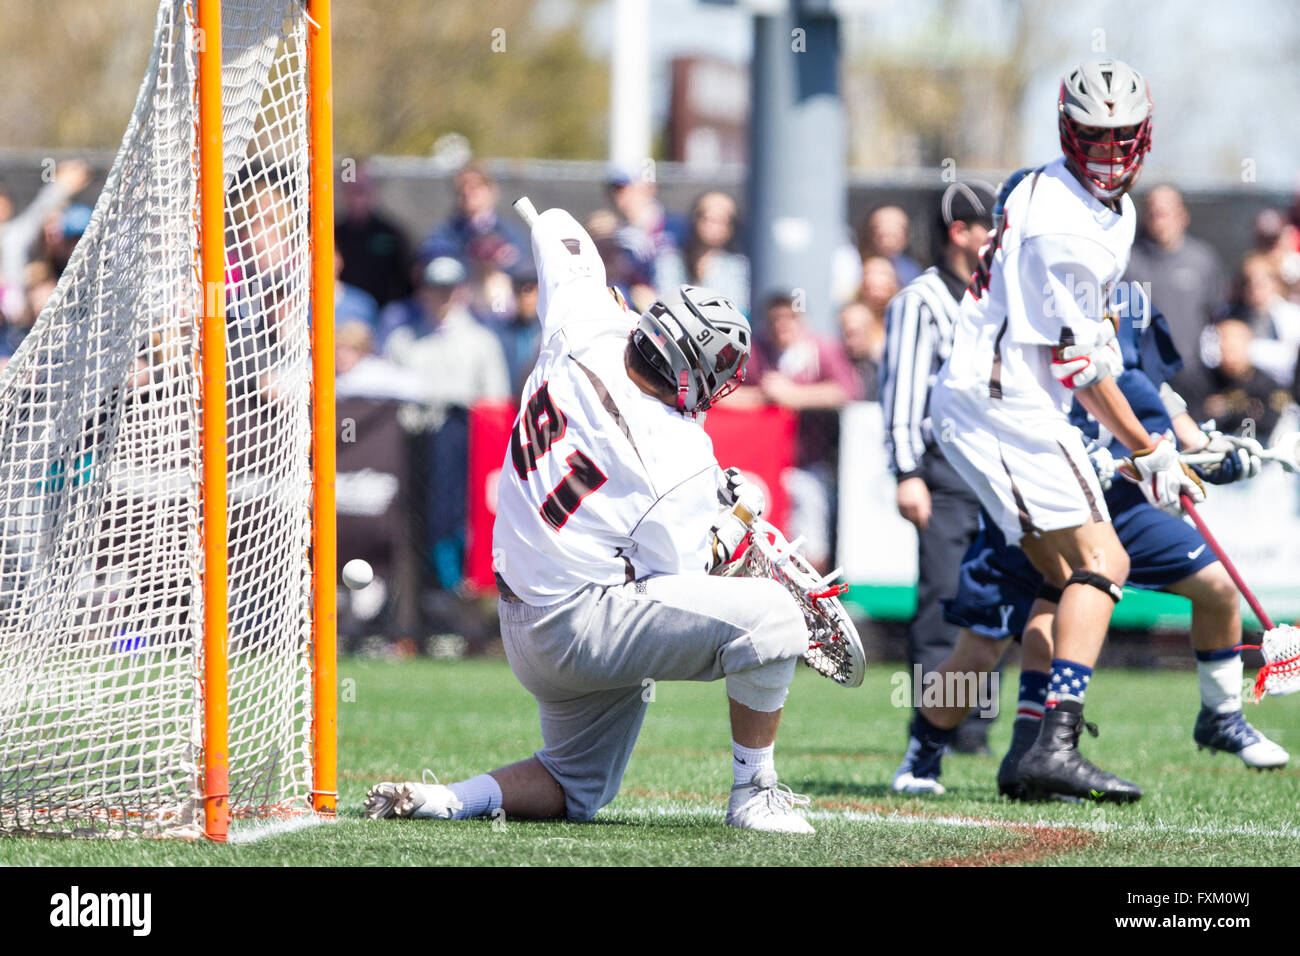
xmin=725 ymin=769 xmax=815 ymax=834
xmin=1194 ymin=708 xmax=1290 ymax=770
xmin=364 ymin=770 xmax=463 ymax=820
xmin=891 ymin=736 xmax=945 ymax=795
xmin=891 ymin=769 xmax=946 ymax=796
xmin=1239 ymin=736 xmax=1290 ymax=770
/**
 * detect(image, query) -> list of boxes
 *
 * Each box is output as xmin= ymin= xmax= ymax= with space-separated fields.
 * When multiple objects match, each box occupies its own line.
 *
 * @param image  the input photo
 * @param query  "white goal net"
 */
xmin=0 ymin=0 xmax=317 ymax=838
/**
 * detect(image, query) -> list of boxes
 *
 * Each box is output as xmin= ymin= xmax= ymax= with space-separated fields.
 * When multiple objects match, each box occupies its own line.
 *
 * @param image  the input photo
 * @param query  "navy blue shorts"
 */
xmin=942 ymin=516 xmax=1043 ymax=640
xmin=943 ymin=493 xmax=1217 ymax=640
xmin=1110 ymin=485 xmax=1217 ymax=590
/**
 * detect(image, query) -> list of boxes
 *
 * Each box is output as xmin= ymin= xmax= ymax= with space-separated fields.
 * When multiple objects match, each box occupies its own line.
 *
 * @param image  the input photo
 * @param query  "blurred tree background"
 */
xmin=3 ymin=0 xmax=1297 ymax=186
xmin=0 ymin=0 xmax=608 ymax=159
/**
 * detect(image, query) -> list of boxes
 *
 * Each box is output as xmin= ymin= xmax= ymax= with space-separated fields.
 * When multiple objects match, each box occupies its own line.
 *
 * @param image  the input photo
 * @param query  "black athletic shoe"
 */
xmin=1015 ymin=699 xmax=1142 ymax=803
xmin=997 ymin=718 xmax=1040 ymax=799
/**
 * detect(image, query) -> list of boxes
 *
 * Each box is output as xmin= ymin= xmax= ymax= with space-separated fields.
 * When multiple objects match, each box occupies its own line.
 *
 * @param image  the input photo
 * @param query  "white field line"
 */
xmin=218 ymin=803 xmax=1300 ymax=844
xmin=611 ymin=803 xmax=1300 ymax=840
xmin=227 ymin=814 xmax=333 ymax=844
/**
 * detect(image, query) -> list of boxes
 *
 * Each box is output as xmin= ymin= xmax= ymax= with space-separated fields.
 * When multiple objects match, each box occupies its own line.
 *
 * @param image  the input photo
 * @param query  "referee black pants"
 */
xmin=906 ymin=448 xmax=982 ymax=716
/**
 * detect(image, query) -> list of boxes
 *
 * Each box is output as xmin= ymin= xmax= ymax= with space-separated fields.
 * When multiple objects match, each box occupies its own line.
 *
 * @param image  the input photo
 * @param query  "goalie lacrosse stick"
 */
xmin=513 ymin=196 xmax=540 ymax=228
xmin=721 ymin=519 xmax=867 ymax=689
xmin=1179 ymin=492 xmax=1300 ymax=700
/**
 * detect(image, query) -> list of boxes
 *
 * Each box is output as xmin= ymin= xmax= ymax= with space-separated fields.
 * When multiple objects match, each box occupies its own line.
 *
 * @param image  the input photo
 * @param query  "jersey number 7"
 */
xmin=510 ymin=382 xmax=607 ymax=531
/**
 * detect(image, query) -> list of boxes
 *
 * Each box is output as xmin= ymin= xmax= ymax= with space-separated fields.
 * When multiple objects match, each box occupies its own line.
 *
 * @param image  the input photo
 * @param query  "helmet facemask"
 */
xmin=1059 ymin=110 xmax=1152 ymax=200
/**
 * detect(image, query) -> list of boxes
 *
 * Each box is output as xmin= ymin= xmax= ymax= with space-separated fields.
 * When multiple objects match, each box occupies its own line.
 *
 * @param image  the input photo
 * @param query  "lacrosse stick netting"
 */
xmin=729 ymin=520 xmax=866 ymax=688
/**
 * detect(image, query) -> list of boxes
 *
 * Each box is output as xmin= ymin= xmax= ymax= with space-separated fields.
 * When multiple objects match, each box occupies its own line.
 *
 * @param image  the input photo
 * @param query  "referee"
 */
xmin=880 ymin=181 xmax=995 ymax=754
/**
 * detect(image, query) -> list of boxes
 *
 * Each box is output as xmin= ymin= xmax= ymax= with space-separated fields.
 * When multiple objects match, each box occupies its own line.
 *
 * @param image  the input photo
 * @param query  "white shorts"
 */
xmin=930 ymin=384 xmax=1109 ymax=546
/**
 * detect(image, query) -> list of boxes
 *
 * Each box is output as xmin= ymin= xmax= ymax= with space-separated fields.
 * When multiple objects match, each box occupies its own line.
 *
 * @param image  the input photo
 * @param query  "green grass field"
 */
xmin=4 ymin=656 xmax=1300 ymax=866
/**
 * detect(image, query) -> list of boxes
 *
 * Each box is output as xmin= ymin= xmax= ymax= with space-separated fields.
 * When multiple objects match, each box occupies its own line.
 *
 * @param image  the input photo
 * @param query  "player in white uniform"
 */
xmin=364 ymin=206 xmax=816 ymax=833
xmin=921 ymin=59 xmax=1206 ymax=802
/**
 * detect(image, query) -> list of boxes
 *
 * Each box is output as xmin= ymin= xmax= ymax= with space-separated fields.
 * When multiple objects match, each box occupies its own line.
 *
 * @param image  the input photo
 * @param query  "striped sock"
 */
xmin=1016 ymin=669 xmax=1050 ymax=724
xmin=1195 ymin=647 xmax=1243 ymax=714
xmin=1047 ymin=658 xmax=1093 ymax=705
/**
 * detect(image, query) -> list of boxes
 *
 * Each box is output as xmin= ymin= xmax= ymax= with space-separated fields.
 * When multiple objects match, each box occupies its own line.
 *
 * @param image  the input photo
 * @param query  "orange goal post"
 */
xmin=0 ymin=0 xmax=336 ymax=840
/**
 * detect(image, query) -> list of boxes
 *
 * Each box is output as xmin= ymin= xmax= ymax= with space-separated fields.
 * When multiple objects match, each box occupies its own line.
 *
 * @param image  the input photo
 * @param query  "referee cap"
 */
xmin=938 ymin=181 xmax=996 ymax=229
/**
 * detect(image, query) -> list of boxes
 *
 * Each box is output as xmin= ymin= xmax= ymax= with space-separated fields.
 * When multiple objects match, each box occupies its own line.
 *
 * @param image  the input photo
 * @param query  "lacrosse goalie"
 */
xmin=365 ymin=204 xmax=818 ymax=833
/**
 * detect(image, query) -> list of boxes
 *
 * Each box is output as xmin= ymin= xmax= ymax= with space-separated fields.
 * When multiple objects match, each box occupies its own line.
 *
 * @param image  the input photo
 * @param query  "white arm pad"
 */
xmin=1158 ymin=382 xmax=1188 ymax=420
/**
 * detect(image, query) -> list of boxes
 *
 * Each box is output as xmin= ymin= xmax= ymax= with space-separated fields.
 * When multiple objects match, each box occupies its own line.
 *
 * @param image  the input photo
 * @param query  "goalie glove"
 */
xmin=1187 ymin=430 xmax=1263 ymax=485
xmin=717 ymin=466 xmax=765 ymax=516
xmin=708 ymin=482 xmax=765 ymax=572
xmin=1119 ymin=436 xmax=1206 ymax=514
xmin=1050 ymin=321 xmax=1124 ymax=390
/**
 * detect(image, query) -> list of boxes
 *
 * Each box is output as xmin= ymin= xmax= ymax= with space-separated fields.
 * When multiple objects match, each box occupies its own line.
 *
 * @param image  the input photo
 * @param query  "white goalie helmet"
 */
xmin=1058 ymin=58 xmax=1153 ymax=200
xmin=631 ymin=285 xmax=751 ymax=415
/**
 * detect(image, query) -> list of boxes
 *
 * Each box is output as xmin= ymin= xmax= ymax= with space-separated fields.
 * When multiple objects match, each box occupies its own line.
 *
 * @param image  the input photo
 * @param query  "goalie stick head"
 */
xmin=730 ymin=520 xmax=866 ymax=689
xmin=631 ymin=286 xmax=751 ymax=416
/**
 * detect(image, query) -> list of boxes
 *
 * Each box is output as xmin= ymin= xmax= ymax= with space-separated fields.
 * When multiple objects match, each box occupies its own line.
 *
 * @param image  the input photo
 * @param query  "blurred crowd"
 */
xmin=5 ymin=155 xmax=1300 ymax=648
xmin=1128 ymin=185 xmax=1300 ymax=441
xmin=0 ymin=160 xmax=94 ymax=370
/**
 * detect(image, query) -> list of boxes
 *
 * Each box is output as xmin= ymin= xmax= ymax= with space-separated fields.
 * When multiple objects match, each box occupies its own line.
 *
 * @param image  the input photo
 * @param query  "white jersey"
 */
xmin=939 ymin=156 xmax=1136 ymax=420
xmin=492 ymin=209 xmax=721 ymax=605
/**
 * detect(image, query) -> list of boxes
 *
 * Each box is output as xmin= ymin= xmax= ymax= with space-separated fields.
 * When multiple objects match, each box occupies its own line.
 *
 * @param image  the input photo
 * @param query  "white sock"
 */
xmin=1197 ymin=652 xmax=1243 ymax=714
xmin=448 ymin=773 xmax=503 ymax=820
xmin=732 ymin=741 xmax=775 ymax=788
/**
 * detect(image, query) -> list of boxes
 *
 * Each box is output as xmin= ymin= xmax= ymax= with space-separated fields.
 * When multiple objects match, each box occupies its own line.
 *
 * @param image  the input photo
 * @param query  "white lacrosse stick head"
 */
xmin=1273 ymin=432 xmax=1300 ymax=473
xmin=1248 ymin=624 xmax=1300 ymax=701
xmin=737 ymin=520 xmax=865 ymax=688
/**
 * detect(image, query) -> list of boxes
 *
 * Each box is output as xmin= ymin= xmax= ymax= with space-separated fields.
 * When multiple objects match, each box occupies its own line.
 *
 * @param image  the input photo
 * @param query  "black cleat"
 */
xmin=1015 ymin=699 xmax=1142 ymax=803
xmin=997 ymin=717 xmax=1041 ymax=799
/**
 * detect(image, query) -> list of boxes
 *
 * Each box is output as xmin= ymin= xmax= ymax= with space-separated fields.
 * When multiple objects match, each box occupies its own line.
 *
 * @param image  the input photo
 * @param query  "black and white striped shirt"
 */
xmin=880 ymin=265 xmax=968 ymax=479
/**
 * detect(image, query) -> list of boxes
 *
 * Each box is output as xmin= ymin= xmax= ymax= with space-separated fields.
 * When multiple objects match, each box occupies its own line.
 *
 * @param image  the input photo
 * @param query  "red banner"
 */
xmin=465 ymin=402 xmax=798 ymax=593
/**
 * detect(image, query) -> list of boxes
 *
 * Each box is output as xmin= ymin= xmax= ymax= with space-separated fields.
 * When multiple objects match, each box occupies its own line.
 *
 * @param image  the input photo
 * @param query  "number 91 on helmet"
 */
xmin=630 ymin=285 xmax=751 ymax=416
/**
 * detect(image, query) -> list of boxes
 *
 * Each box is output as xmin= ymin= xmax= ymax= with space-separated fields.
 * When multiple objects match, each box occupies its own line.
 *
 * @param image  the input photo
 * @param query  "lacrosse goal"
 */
xmin=0 ymin=0 xmax=336 ymax=840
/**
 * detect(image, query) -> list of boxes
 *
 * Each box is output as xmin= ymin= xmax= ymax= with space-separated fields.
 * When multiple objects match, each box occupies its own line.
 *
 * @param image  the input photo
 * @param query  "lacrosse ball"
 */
xmin=342 ymin=559 xmax=374 ymax=590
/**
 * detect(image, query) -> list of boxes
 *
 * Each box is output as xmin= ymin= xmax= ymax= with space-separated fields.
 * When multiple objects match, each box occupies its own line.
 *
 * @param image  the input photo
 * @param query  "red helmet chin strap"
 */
xmin=677 ymin=370 xmax=690 ymax=413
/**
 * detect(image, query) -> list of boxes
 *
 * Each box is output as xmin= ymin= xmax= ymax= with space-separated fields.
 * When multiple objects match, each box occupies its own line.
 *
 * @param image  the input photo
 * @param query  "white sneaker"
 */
xmin=891 ymin=736 xmax=946 ymax=795
xmin=891 ymin=770 xmax=946 ymax=795
xmin=364 ymin=770 xmax=463 ymax=820
xmin=725 ymin=769 xmax=815 ymax=834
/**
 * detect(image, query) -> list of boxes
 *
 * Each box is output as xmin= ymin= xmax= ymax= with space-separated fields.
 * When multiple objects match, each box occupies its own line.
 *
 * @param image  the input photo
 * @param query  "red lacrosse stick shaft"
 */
xmin=1180 ymin=492 xmax=1274 ymax=630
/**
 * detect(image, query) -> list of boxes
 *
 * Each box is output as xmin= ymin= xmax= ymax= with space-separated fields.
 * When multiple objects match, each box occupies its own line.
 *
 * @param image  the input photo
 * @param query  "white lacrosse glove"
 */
xmin=1050 ymin=322 xmax=1124 ymax=390
xmin=716 ymin=467 xmax=766 ymax=517
xmin=709 ymin=476 xmax=766 ymax=572
xmin=1119 ymin=436 xmax=1206 ymax=514
xmin=1085 ymin=440 xmax=1116 ymax=492
xmin=1194 ymin=430 xmax=1263 ymax=484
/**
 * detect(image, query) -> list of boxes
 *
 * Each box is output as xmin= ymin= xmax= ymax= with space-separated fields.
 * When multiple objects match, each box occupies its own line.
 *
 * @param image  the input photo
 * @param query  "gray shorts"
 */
xmin=498 ymin=573 xmax=807 ymax=822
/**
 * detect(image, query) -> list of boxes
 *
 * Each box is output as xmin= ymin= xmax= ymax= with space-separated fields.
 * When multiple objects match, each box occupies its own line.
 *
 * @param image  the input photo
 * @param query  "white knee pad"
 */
xmin=726 ymin=658 xmax=798 ymax=713
xmin=723 ymin=581 xmax=807 ymax=711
